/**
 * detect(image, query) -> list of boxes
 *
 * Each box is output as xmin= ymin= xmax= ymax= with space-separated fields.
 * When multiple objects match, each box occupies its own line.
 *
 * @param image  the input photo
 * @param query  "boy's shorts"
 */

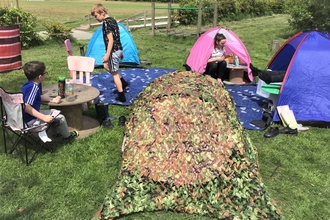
xmin=107 ymin=50 xmax=123 ymax=73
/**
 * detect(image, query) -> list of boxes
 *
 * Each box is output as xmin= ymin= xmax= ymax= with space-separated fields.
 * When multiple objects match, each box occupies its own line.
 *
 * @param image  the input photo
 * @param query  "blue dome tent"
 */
xmin=86 ymin=22 xmax=140 ymax=67
xmin=269 ymin=30 xmax=330 ymax=125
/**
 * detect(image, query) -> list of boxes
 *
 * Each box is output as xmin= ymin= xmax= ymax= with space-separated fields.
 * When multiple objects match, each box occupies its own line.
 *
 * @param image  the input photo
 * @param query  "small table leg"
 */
xmin=56 ymin=104 xmax=83 ymax=130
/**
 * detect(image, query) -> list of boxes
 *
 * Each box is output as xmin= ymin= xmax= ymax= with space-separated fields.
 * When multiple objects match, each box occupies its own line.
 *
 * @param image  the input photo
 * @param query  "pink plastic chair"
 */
xmin=64 ymin=39 xmax=73 ymax=56
xmin=67 ymin=56 xmax=95 ymax=85
xmin=64 ymin=39 xmax=74 ymax=77
xmin=67 ymin=56 xmax=96 ymax=111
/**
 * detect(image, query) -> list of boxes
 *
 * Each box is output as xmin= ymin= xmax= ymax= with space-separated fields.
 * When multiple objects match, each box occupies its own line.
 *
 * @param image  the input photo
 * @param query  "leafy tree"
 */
xmin=288 ymin=0 xmax=330 ymax=31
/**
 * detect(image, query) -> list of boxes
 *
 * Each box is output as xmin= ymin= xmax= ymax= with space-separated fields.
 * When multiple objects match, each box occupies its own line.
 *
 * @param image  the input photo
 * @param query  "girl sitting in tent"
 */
xmin=204 ymin=33 xmax=233 ymax=85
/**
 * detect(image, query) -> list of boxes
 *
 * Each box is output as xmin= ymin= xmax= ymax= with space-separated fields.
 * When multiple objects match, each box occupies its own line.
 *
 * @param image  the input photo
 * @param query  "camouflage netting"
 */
xmin=97 ymin=71 xmax=282 ymax=219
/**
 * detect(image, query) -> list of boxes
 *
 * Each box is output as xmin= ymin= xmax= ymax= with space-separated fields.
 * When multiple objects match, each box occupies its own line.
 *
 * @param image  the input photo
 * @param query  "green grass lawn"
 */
xmin=0 ymin=1 xmax=330 ymax=219
xmin=17 ymin=0 xmax=173 ymax=30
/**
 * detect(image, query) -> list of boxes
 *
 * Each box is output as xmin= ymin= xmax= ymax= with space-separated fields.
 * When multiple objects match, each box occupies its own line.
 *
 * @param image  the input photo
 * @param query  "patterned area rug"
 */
xmin=90 ymin=68 xmax=176 ymax=105
xmin=94 ymin=72 xmax=282 ymax=220
xmin=226 ymin=84 xmax=269 ymax=130
xmin=90 ymin=70 xmax=268 ymax=130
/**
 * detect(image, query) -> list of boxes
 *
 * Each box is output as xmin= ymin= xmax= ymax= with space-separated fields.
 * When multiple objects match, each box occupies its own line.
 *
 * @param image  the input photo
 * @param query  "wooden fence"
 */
xmin=151 ymin=2 xmax=218 ymax=38
xmin=85 ymin=11 xmax=170 ymax=31
xmin=118 ymin=11 xmax=148 ymax=29
xmin=85 ymin=2 xmax=219 ymax=38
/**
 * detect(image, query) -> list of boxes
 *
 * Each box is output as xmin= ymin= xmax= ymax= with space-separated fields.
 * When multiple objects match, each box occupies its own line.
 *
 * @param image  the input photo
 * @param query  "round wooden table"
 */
xmin=42 ymin=84 xmax=100 ymax=138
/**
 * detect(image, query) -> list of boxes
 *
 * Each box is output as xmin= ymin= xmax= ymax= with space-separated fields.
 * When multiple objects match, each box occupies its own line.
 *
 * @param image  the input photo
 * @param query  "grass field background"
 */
xmin=18 ymin=0 xmax=171 ymax=30
xmin=0 ymin=1 xmax=330 ymax=219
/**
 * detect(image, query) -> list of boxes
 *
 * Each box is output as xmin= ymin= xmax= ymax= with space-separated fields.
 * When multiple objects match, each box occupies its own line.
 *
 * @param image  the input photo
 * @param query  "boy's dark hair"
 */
xmin=214 ymin=33 xmax=226 ymax=47
xmin=23 ymin=61 xmax=46 ymax=81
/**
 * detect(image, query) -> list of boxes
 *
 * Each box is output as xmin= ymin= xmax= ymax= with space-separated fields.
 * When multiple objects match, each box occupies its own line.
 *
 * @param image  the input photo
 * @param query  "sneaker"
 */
xmin=102 ymin=119 xmax=114 ymax=129
xmin=263 ymin=127 xmax=279 ymax=138
xmin=63 ymin=130 xmax=79 ymax=140
xmin=118 ymin=116 xmax=126 ymax=126
xmin=278 ymin=127 xmax=298 ymax=135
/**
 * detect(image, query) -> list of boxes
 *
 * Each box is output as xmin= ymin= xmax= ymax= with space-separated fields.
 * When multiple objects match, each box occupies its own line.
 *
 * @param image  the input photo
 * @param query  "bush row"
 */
xmin=174 ymin=0 xmax=291 ymax=25
xmin=288 ymin=0 xmax=330 ymax=32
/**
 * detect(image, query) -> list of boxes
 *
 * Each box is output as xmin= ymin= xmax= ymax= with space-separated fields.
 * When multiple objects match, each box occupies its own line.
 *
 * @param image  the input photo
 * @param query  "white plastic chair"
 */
xmin=67 ymin=56 xmax=95 ymax=85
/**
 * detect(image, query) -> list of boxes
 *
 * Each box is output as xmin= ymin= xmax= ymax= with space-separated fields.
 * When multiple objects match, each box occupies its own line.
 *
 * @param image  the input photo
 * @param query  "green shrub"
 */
xmin=173 ymin=0 xmax=199 ymax=25
xmin=218 ymin=0 xmax=240 ymax=16
xmin=174 ymin=0 xmax=235 ymax=25
xmin=174 ymin=0 xmax=287 ymax=25
xmin=0 ymin=7 xmax=42 ymax=48
xmin=288 ymin=0 xmax=330 ymax=31
xmin=268 ymin=0 xmax=290 ymax=14
xmin=42 ymin=21 xmax=73 ymax=42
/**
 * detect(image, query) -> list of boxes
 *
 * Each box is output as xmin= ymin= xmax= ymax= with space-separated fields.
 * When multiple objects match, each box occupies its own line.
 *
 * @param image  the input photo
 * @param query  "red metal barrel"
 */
xmin=0 ymin=25 xmax=22 ymax=73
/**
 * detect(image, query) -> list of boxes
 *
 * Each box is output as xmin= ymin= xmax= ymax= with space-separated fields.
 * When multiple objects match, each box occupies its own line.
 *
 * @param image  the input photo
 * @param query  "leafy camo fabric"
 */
xmin=95 ymin=71 xmax=282 ymax=219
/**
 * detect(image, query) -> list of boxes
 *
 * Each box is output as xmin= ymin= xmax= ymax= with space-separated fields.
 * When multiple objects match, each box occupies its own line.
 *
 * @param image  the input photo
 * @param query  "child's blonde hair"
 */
xmin=91 ymin=3 xmax=108 ymax=16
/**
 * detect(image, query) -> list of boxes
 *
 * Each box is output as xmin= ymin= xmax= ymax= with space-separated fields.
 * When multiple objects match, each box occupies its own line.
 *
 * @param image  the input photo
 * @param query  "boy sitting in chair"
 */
xmin=21 ymin=61 xmax=78 ymax=141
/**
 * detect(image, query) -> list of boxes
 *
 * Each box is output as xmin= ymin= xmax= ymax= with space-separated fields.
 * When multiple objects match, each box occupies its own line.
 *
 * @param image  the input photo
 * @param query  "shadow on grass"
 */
xmin=0 ymin=202 xmax=43 ymax=220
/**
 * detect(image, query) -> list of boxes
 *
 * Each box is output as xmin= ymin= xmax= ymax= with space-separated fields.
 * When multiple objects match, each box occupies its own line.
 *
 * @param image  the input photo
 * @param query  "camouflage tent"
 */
xmin=95 ymin=71 xmax=282 ymax=219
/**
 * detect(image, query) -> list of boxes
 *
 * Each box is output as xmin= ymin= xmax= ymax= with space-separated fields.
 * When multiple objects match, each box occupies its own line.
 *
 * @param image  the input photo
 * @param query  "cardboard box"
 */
xmin=229 ymin=69 xmax=244 ymax=83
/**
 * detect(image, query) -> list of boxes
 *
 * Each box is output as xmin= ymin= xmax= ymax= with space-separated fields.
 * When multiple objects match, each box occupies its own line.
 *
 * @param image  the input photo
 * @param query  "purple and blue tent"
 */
xmin=270 ymin=30 xmax=330 ymax=125
xmin=185 ymin=27 xmax=253 ymax=82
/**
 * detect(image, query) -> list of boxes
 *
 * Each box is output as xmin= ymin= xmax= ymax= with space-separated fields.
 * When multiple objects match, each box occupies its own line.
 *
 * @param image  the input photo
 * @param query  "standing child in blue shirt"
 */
xmin=91 ymin=3 xmax=129 ymax=102
xmin=21 ymin=61 xmax=78 ymax=140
